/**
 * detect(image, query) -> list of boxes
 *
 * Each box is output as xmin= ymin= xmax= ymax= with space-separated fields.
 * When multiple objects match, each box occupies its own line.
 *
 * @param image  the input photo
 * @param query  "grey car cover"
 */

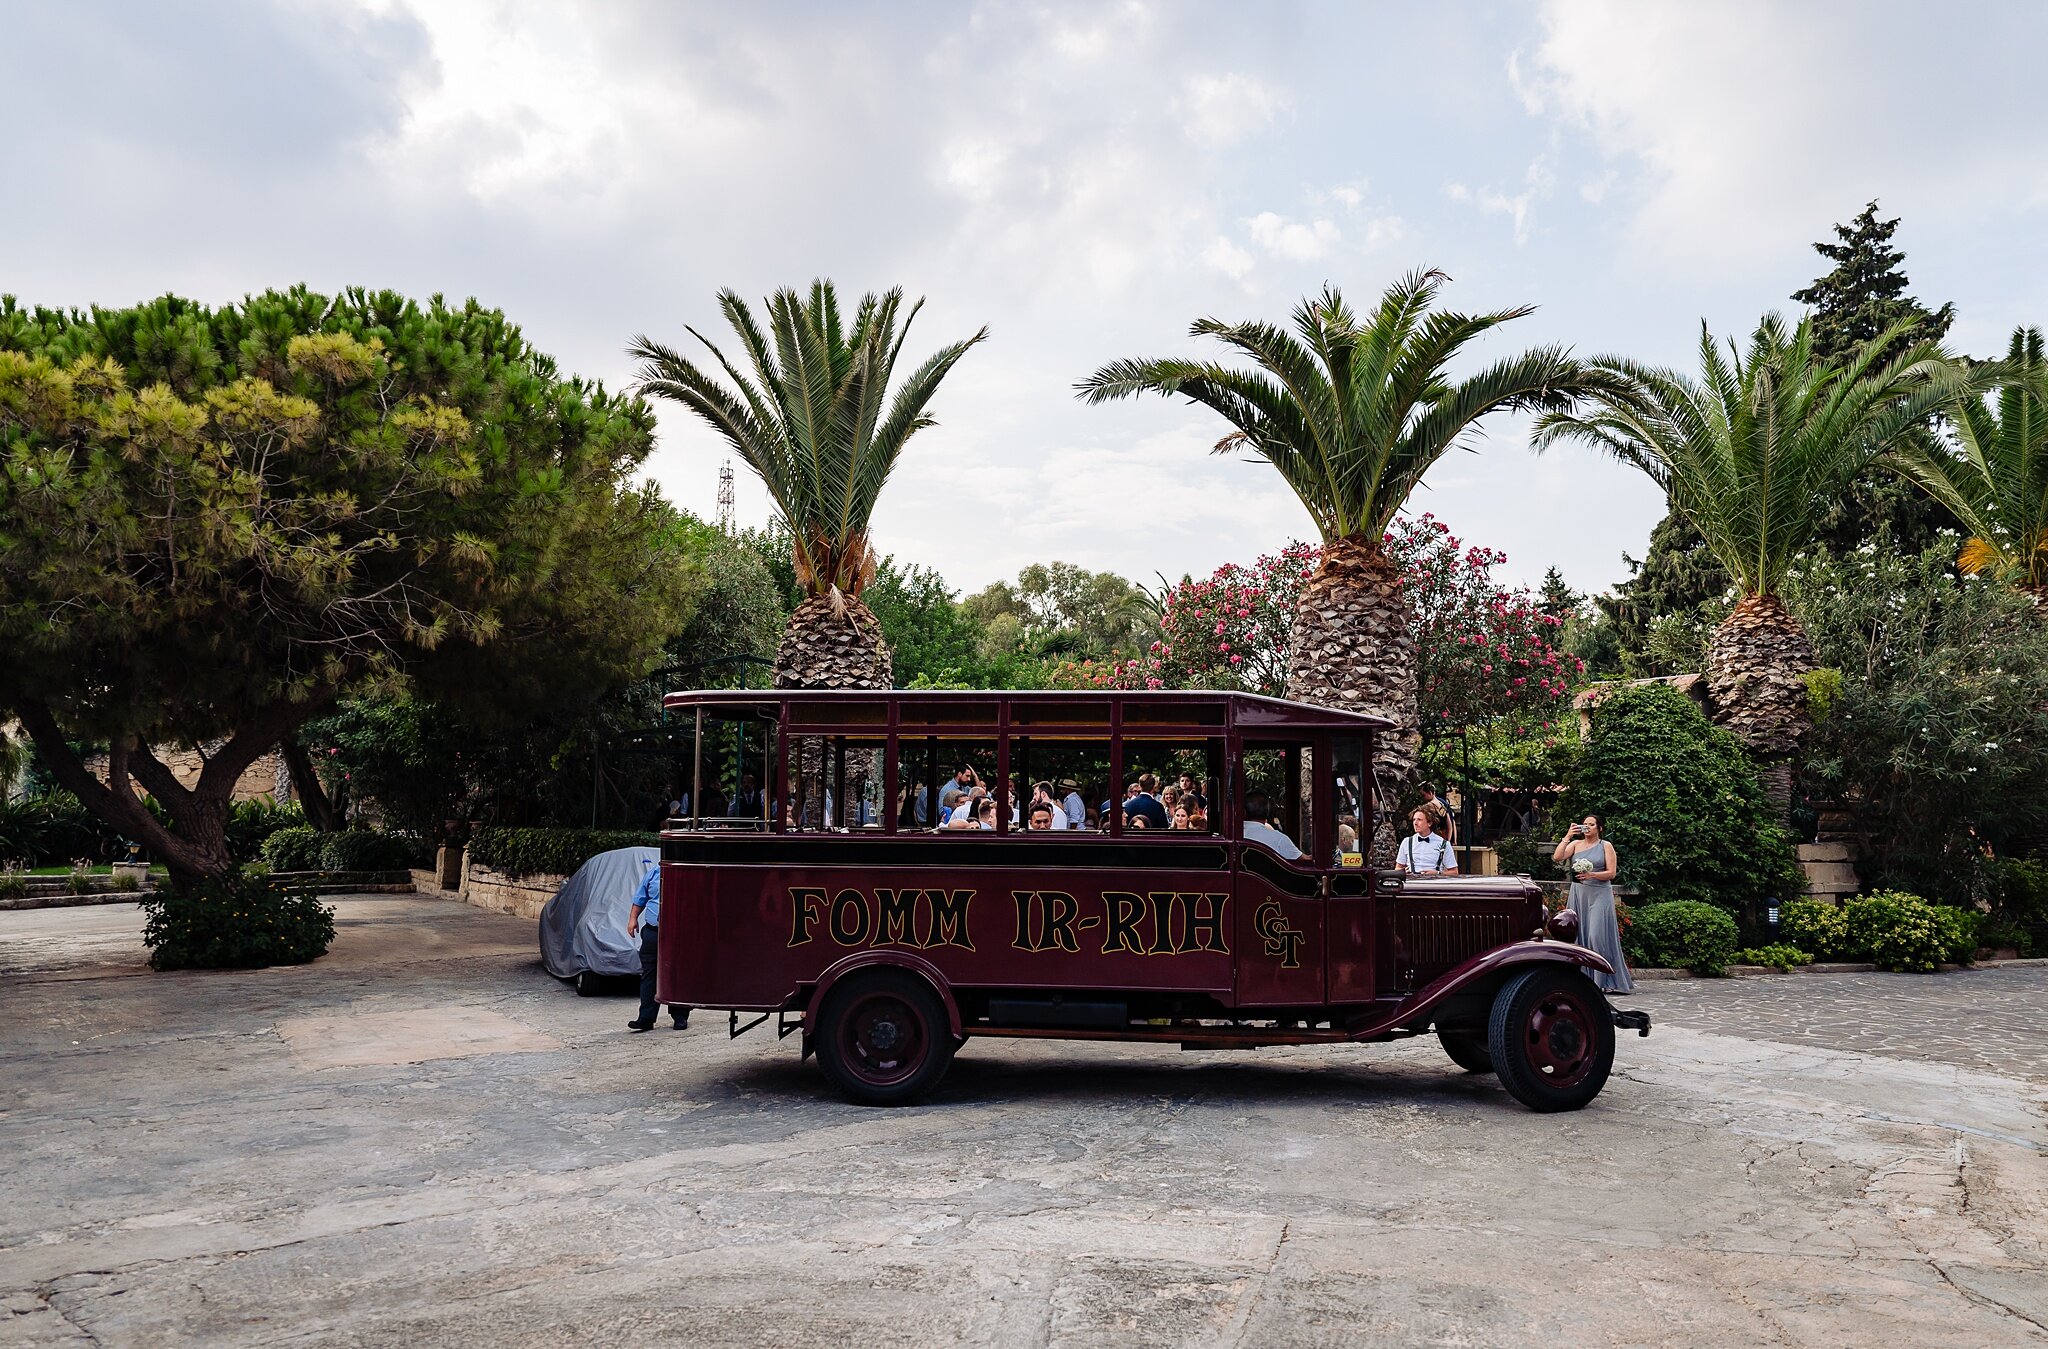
xmin=537 ymin=846 xmax=658 ymax=979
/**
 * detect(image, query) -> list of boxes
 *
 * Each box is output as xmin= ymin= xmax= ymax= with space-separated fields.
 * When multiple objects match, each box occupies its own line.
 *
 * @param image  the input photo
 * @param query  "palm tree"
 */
xmin=1078 ymin=270 xmax=1612 ymax=852
xmin=631 ymin=283 xmax=986 ymax=688
xmin=1532 ymin=314 xmax=1943 ymax=807
xmin=1889 ymin=327 xmax=2048 ymax=613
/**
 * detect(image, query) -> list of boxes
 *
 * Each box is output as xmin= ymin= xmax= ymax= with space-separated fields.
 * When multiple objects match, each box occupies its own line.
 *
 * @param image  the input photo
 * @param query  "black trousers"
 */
xmin=638 ymin=924 xmax=687 ymax=1026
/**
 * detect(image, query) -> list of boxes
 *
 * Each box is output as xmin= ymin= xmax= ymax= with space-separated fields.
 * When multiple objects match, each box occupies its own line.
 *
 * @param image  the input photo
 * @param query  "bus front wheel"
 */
xmin=1486 ymin=966 xmax=1614 ymax=1112
xmin=815 ymin=970 xmax=956 ymax=1106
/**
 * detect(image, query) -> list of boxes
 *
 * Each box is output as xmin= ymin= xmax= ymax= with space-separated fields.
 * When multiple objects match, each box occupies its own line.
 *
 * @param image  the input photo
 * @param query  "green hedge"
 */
xmin=1781 ymin=892 xmax=1979 ymax=972
xmin=226 ymin=798 xmax=306 ymax=863
xmin=468 ymin=827 xmax=657 ymax=878
xmin=261 ymin=827 xmax=323 ymax=872
xmin=1626 ymin=900 xmax=1739 ymax=976
xmin=142 ymin=872 xmax=336 ymax=970
xmin=259 ymin=827 xmax=425 ymax=873
xmin=1732 ymin=943 xmax=1812 ymax=971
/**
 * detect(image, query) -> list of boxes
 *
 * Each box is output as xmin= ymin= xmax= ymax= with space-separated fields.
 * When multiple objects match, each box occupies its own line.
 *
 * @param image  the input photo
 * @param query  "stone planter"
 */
xmin=111 ymin=862 xmax=152 ymax=886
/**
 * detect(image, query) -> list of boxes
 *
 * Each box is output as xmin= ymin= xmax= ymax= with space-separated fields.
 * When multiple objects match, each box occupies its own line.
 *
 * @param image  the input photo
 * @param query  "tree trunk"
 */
xmin=1283 ymin=535 xmax=1419 ymax=865
xmin=281 ymin=736 xmax=341 ymax=832
xmin=774 ymin=592 xmax=893 ymax=690
xmin=1705 ymin=593 xmax=1816 ymax=817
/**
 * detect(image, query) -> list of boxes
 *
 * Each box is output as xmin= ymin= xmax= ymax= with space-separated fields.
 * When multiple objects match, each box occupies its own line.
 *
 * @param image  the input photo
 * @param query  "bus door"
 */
xmin=1233 ymin=740 xmax=1326 ymax=1006
xmin=1321 ymin=735 xmax=1376 ymax=1004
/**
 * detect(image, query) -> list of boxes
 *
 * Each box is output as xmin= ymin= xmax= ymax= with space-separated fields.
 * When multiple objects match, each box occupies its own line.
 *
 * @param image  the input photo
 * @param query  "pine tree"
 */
xmin=1791 ymin=201 xmax=1959 ymax=555
xmin=1538 ymin=566 xmax=1580 ymax=620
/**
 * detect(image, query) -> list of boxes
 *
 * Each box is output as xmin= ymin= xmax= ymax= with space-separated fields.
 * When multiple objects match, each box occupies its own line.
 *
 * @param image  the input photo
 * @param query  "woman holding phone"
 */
xmin=1552 ymin=812 xmax=1634 ymax=994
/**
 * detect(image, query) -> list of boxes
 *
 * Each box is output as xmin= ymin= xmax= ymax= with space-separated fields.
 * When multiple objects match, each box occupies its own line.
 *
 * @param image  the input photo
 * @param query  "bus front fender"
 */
xmin=802 ymin=949 xmax=966 ymax=1054
xmin=1344 ymin=940 xmax=1614 ymax=1041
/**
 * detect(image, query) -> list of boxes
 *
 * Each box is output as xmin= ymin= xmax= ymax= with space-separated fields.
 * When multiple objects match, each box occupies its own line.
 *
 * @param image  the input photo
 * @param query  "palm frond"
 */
xmin=633 ymin=281 xmax=986 ymax=597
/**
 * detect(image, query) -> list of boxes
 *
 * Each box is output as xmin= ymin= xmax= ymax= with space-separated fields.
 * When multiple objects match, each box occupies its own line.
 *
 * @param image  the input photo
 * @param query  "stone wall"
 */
xmin=1797 ymin=841 xmax=1861 ymax=902
xmin=83 ymin=743 xmax=292 ymax=804
xmin=457 ymin=854 xmax=568 ymax=921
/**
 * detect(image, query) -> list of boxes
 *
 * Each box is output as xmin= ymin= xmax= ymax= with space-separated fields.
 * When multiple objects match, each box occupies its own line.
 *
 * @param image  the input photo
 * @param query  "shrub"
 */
xmin=1626 ymin=900 xmax=1740 ymax=976
xmin=67 ymin=872 xmax=94 ymax=894
xmin=467 ymin=827 xmax=658 ymax=878
xmin=141 ymin=873 xmax=336 ymax=970
xmin=1733 ymin=943 xmax=1813 ymax=971
xmin=0 ymin=872 xmax=26 ymax=900
xmin=1931 ymin=904 xmax=1980 ymax=967
xmin=261 ymin=827 xmax=324 ymax=872
xmin=0 ymin=791 xmax=141 ymax=866
xmin=1556 ymin=684 xmax=1802 ymax=923
xmin=1844 ymin=890 xmax=1952 ymax=973
xmin=318 ymin=830 xmax=428 ymax=873
xmin=110 ymin=871 xmax=142 ymax=893
xmin=1980 ymin=858 xmax=2048 ymax=957
xmin=226 ymin=797 xmax=307 ymax=864
xmin=1494 ymin=833 xmax=1551 ymax=879
xmin=1780 ymin=899 xmax=1851 ymax=960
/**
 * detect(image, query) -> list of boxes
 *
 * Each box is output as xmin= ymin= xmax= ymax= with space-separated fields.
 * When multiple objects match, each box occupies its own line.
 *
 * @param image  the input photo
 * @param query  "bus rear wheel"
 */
xmin=815 ymin=970 xmax=955 ymax=1106
xmin=1436 ymin=1026 xmax=1494 ymax=1074
xmin=1486 ymin=966 xmax=1614 ymax=1112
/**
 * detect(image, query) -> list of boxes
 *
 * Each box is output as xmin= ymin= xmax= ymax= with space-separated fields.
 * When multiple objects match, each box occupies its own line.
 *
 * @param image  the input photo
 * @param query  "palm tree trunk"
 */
xmin=773 ymin=593 xmax=893 ymax=690
xmin=1284 ymin=535 xmax=1419 ymax=865
xmin=1705 ymin=593 xmax=1815 ymax=816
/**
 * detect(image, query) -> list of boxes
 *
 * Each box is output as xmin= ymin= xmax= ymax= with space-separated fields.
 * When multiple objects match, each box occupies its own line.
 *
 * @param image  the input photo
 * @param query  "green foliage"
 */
xmin=260 ymin=827 xmax=323 ymax=873
xmin=1801 ymin=667 xmax=1844 ymax=724
xmin=1780 ymin=899 xmax=1851 ymax=960
xmin=0 ymin=288 xmax=696 ymax=883
xmin=670 ymin=525 xmax=784 ymax=685
xmin=468 ymin=827 xmax=657 ymax=879
xmin=1628 ymin=900 xmax=1740 ymax=975
xmin=961 ymin=562 xmax=1158 ymax=667
xmin=0 ymin=791 xmax=131 ymax=865
xmin=1080 ymin=271 xmax=1615 ymax=543
xmin=1788 ymin=543 xmax=2048 ymax=901
xmin=110 ymin=871 xmax=141 ymax=893
xmin=66 ymin=871 xmax=93 ymax=895
xmin=225 ymin=798 xmax=306 ymax=864
xmin=1493 ymin=833 xmax=1548 ymax=879
xmin=318 ymin=830 xmax=427 ymax=873
xmin=141 ymin=873 xmax=335 ymax=971
xmin=1844 ymin=890 xmax=1961 ymax=973
xmin=630 ymin=282 xmax=986 ymax=602
xmin=1733 ymin=943 xmax=1813 ymax=971
xmin=0 ymin=872 xmax=25 ymax=900
xmin=1596 ymin=512 xmax=1731 ymax=673
xmin=1557 ymin=684 xmax=1802 ymax=914
xmin=1981 ymin=859 xmax=2048 ymax=957
xmin=869 ymin=558 xmax=1042 ymax=689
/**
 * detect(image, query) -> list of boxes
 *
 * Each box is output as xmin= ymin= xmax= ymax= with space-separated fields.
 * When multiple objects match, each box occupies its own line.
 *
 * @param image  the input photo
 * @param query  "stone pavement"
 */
xmin=2 ymin=894 xmax=2045 ymax=1347
xmin=1633 ymin=963 xmax=2048 ymax=1083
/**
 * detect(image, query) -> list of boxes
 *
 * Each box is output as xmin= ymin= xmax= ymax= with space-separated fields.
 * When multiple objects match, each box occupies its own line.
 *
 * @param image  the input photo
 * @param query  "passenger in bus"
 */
xmin=937 ymin=764 xmax=977 ymax=820
xmin=1188 ymin=807 xmax=1209 ymax=833
xmin=1397 ymin=809 xmax=1459 ymax=875
xmin=1029 ymin=781 xmax=1070 ymax=829
xmin=1127 ymin=774 xmax=1170 ymax=829
xmin=1178 ymin=772 xmax=1208 ymax=812
xmin=972 ymin=798 xmax=998 ymax=830
xmin=1027 ymin=803 xmax=1056 ymax=831
xmin=1127 ymin=814 xmax=1150 ymax=830
xmin=1242 ymin=791 xmax=1303 ymax=860
xmin=1060 ymin=780 xmax=1086 ymax=828
xmin=730 ymin=772 xmax=762 ymax=817
xmin=1170 ymin=803 xmax=1192 ymax=830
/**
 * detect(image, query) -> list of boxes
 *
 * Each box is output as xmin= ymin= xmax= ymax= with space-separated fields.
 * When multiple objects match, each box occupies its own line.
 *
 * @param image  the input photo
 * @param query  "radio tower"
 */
xmin=716 ymin=460 xmax=735 ymax=534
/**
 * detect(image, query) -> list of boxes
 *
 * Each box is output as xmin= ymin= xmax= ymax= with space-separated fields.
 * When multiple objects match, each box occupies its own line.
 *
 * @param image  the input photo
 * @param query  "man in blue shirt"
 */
xmin=626 ymin=861 xmax=689 ymax=1032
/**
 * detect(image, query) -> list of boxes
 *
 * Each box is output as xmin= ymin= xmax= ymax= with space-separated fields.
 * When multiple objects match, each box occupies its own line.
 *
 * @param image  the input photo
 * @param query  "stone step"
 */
xmin=1797 ymin=842 xmax=1856 ymax=863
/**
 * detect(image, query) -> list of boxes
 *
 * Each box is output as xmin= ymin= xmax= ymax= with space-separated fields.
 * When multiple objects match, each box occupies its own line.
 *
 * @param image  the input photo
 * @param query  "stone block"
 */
xmin=1797 ymin=841 xmax=1854 ymax=863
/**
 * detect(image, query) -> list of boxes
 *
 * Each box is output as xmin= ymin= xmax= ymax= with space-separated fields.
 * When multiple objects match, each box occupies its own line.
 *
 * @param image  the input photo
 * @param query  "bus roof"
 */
xmin=661 ymin=687 xmax=1393 ymax=732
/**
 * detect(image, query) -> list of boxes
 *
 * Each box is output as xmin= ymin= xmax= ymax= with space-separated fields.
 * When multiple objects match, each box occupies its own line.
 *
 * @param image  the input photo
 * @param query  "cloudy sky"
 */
xmin=9 ymin=0 xmax=2046 ymax=597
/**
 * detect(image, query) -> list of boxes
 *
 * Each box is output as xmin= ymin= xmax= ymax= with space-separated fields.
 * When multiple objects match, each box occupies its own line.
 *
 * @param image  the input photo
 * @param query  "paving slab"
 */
xmin=2 ymin=894 xmax=2045 ymax=1347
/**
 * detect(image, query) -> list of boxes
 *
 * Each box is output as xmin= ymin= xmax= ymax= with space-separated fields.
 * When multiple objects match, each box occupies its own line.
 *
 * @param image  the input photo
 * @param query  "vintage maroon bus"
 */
xmin=656 ymin=689 xmax=1648 ymax=1111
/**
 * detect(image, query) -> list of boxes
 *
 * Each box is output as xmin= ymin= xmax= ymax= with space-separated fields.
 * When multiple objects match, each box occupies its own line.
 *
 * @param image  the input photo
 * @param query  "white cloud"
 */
xmin=1515 ymin=0 xmax=2048 ymax=269
xmin=1179 ymin=72 xmax=1288 ymax=149
xmin=1445 ymin=155 xmax=1552 ymax=245
xmin=1203 ymin=236 xmax=1256 ymax=281
xmin=1245 ymin=211 xmax=1340 ymax=261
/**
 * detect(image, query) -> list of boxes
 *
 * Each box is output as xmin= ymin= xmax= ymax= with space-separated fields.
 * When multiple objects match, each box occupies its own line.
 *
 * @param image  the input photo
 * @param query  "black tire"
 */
xmin=575 ymin=971 xmax=599 ymax=997
xmin=814 ymin=969 xmax=956 ymax=1106
xmin=1486 ymin=966 xmax=1614 ymax=1112
xmin=1436 ymin=1026 xmax=1494 ymax=1074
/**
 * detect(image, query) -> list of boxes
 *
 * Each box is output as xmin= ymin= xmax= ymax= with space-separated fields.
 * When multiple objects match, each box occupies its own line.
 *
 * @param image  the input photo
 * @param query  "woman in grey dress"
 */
xmin=1552 ymin=812 xmax=1634 ymax=995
